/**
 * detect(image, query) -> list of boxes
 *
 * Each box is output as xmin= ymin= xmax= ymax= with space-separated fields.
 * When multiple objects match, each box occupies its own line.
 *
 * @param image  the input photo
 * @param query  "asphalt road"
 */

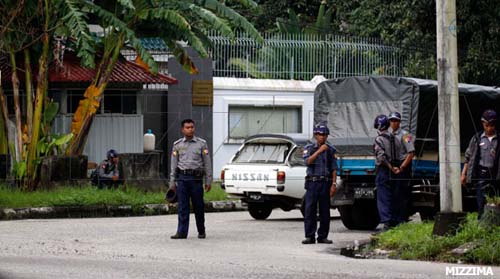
xmin=0 ymin=210 xmax=498 ymax=279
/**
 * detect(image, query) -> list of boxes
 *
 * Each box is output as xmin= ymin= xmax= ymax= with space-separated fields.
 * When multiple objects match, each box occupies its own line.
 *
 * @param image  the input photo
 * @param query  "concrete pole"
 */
xmin=434 ymin=0 xmax=464 ymax=235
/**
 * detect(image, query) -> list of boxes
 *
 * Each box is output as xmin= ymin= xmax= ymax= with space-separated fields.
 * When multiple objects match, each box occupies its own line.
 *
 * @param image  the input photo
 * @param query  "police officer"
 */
xmin=93 ymin=149 xmax=121 ymax=189
xmin=302 ymin=123 xmax=338 ymax=244
xmin=461 ymin=110 xmax=500 ymax=218
xmin=170 ymin=119 xmax=212 ymax=239
xmin=388 ymin=111 xmax=415 ymax=224
xmin=373 ymin=115 xmax=400 ymax=230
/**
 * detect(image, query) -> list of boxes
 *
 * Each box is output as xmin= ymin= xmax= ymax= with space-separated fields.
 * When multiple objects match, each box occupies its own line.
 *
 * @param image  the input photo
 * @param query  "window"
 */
xmin=228 ymin=106 xmax=302 ymax=140
xmin=289 ymin=146 xmax=306 ymax=166
xmin=232 ymin=143 xmax=291 ymax=164
xmin=66 ymin=90 xmax=136 ymax=114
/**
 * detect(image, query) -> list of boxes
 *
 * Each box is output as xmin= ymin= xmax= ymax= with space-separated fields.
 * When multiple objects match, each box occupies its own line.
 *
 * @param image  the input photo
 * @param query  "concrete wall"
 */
xmin=212 ymin=76 xmax=326 ymax=179
xmin=167 ymin=48 xmax=213 ymax=177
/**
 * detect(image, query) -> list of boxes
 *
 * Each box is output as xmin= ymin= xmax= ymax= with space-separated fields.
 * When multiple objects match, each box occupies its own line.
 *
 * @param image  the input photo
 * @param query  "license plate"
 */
xmin=248 ymin=193 xmax=262 ymax=201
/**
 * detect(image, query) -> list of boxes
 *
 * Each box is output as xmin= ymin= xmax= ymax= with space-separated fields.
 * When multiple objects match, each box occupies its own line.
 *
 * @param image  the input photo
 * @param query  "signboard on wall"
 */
xmin=192 ymin=80 xmax=213 ymax=106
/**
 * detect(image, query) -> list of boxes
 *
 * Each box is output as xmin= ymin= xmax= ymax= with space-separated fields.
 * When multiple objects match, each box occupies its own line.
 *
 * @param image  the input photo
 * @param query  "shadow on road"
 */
xmin=263 ymin=216 xmax=341 ymax=222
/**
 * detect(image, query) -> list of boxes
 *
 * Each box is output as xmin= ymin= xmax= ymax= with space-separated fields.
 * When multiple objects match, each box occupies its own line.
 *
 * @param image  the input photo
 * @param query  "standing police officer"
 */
xmin=170 ymin=119 xmax=212 ymax=239
xmin=373 ymin=115 xmax=400 ymax=230
xmin=461 ymin=110 xmax=500 ymax=218
xmin=388 ymin=111 xmax=415 ymax=224
xmin=302 ymin=123 xmax=338 ymax=244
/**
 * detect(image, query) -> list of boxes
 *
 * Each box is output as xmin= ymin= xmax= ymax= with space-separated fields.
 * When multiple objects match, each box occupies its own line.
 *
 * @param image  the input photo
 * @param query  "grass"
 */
xmin=372 ymin=213 xmax=500 ymax=265
xmin=0 ymin=182 xmax=230 ymax=209
xmin=486 ymin=195 xmax=500 ymax=206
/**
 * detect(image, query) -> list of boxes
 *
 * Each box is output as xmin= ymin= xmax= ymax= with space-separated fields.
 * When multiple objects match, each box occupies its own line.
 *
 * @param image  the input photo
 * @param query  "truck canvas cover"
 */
xmin=314 ymin=76 xmax=500 ymax=155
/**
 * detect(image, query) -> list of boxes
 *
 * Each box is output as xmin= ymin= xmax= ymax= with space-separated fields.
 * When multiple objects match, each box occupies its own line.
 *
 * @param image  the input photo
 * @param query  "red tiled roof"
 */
xmin=0 ymin=52 xmax=177 ymax=85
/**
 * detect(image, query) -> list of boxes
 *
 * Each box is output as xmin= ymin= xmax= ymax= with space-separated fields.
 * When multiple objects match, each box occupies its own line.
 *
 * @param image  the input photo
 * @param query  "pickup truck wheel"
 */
xmin=338 ymin=200 xmax=380 ymax=230
xmin=248 ymin=203 xmax=272 ymax=220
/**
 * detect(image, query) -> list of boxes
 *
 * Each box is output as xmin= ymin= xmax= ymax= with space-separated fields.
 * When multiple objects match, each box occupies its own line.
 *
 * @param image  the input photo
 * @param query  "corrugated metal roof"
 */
xmin=140 ymin=38 xmax=169 ymax=51
xmin=0 ymin=52 xmax=177 ymax=85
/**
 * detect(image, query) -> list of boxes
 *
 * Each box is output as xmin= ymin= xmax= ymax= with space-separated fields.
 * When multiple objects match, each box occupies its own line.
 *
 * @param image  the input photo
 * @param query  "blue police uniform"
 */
xmin=374 ymin=129 xmax=397 ymax=226
xmin=303 ymin=140 xmax=338 ymax=241
xmin=373 ymin=115 xmax=398 ymax=228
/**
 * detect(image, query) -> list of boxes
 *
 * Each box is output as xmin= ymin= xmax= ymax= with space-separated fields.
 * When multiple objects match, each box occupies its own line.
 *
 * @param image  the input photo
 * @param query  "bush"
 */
xmin=373 ymin=213 xmax=500 ymax=265
xmin=0 ymin=182 xmax=229 ymax=209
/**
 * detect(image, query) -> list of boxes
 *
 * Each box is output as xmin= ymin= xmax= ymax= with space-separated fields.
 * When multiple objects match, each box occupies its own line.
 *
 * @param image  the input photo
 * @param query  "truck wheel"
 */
xmin=338 ymin=200 xmax=380 ymax=230
xmin=248 ymin=203 xmax=273 ymax=220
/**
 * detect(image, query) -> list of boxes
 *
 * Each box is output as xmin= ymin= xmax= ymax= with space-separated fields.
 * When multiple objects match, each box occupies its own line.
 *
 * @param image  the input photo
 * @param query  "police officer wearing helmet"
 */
xmin=92 ymin=149 xmax=121 ymax=189
xmin=170 ymin=119 xmax=212 ymax=239
xmin=373 ymin=115 xmax=401 ymax=230
xmin=461 ymin=109 xmax=500 ymax=218
xmin=302 ymin=122 xmax=338 ymax=244
xmin=388 ymin=111 xmax=415 ymax=224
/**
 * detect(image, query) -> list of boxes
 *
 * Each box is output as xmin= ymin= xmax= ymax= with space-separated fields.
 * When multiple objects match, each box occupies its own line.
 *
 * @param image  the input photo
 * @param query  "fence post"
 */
xmin=290 ymin=56 xmax=294 ymax=80
xmin=246 ymin=53 xmax=249 ymax=78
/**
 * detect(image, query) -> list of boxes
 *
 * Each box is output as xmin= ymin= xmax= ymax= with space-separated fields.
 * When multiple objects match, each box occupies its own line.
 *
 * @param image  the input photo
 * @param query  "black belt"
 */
xmin=478 ymin=165 xmax=493 ymax=171
xmin=177 ymin=168 xmax=204 ymax=176
xmin=305 ymin=176 xmax=333 ymax=182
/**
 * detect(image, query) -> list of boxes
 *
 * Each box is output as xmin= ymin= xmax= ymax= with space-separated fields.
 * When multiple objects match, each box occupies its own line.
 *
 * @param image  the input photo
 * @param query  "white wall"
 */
xmin=212 ymin=76 xmax=325 ymax=179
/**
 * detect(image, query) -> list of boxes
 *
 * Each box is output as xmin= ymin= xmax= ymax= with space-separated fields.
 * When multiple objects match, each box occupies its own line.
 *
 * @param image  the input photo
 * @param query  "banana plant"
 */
xmin=66 ymin=0 xmax=263 ymax=155
xmin=37 ymin=133 xmax=74 ymax=157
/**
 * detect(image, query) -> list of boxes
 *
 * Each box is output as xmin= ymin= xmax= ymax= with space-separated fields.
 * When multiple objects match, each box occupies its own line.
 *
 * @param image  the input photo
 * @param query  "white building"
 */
xmin=212 ymin=76 xmax=326 ymax=179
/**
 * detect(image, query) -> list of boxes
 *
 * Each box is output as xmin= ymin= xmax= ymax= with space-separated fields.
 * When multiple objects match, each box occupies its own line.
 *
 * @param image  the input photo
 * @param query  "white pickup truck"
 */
xmin=221 ymin=134 xmax=341 ymax=220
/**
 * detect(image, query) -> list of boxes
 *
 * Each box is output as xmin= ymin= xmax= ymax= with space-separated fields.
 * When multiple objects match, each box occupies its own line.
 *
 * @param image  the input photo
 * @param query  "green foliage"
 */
xmin=330 ymin=0 xmax=500 ymax=85
xmin=486 ymin=196 xmax=500 ymax=206
xmin=60 ymin=0 xmax=96 ymax=68
xmin=12 ymin=161 xmax=27 ymax=181
xmin=373 ymin=213 xmax=500 ymax=265
xmin=229 ymin=1 xmax=337 ymax=79
xmin=37 ymin=133 xmax=74 ymax=157
xmin=276 ymin=2 xmax=334 ymax=35
xmin=0 ymin=183 xmax=229 ymax=208
xmin=42 ymin=102 xmax=59 ymax=125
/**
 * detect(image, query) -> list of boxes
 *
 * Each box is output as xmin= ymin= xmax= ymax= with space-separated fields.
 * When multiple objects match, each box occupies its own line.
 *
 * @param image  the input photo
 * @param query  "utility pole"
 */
xmin=433 ymin=0 xmax=465 ymax=235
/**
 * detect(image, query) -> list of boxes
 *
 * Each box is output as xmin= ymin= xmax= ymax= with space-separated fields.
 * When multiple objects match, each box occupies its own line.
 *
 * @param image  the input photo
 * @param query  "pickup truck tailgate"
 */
xmin=224 ymin=165 xmax=279 ymax=193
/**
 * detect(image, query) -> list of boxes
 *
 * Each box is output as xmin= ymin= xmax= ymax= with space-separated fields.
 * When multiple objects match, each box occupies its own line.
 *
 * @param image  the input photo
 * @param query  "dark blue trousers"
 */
xmin=475 ymin=168 xmax=495 ymax=219
xmin=304 ymin=180 xmax=331 ymax=239
xmin=376 ymin=168 xmax=397 ymax=226
xmin=176 ymin=173 xmax=205 ymax=236
xmin=393 ymin=167 xmax=412 ymax=223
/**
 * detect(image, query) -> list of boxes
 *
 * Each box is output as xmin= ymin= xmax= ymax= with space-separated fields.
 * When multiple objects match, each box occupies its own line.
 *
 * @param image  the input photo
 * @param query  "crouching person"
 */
xmin=92 ymin=149 xmax=121 ymax=189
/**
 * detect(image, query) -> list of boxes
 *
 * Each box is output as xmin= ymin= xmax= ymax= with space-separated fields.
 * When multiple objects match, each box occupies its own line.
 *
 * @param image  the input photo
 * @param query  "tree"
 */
xmin=228 ymin=1 xmax=339 ymax=79
xmin=228 ymin=0 xmax=326 ymax=33
xmin=65 ymin=0 xmax=263 ymax=155
xmin=0 ymin=0 xmax=81 ymax=189
xmin=0 ymin=0 xmax=263 ymax=189
xmin=330 ymin=0 xmax=500 ymax=85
